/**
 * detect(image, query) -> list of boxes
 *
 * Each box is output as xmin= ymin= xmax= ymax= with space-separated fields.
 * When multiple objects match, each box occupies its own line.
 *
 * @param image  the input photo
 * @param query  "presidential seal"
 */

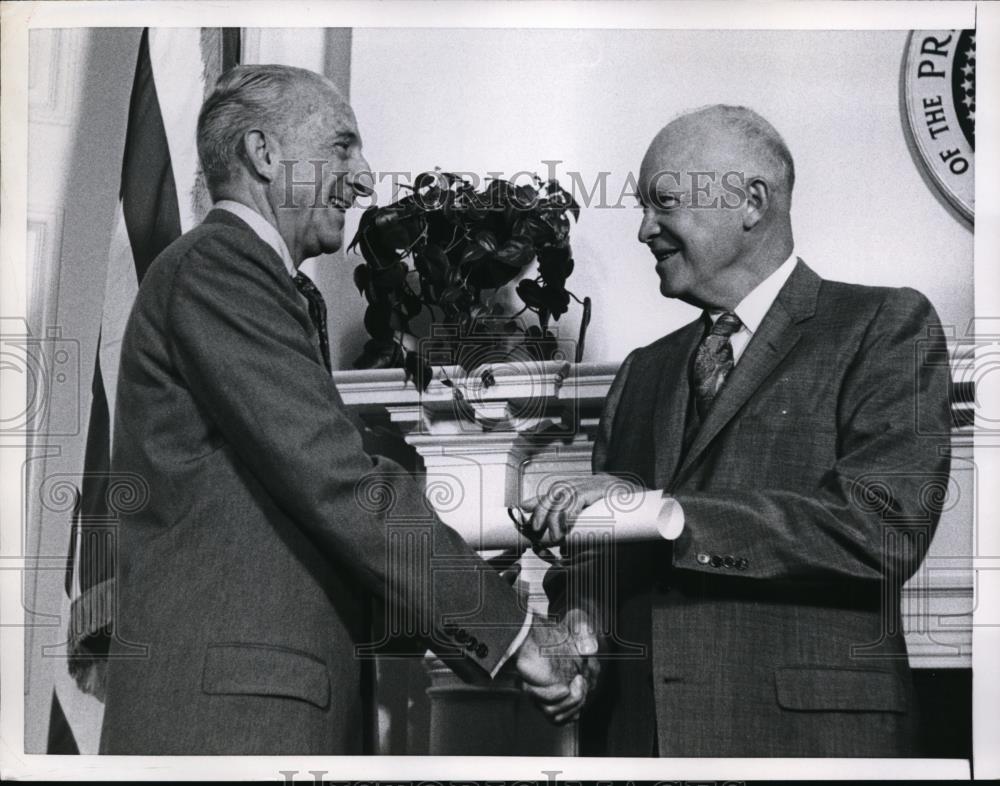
xmin=904 ymin=29 xmax=975 ymax=222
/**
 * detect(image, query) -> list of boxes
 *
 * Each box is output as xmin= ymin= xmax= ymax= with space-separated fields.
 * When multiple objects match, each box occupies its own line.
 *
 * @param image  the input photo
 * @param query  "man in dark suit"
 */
xmin=523 ymin=104 xmax=952 ymax=756
xmin=99 ymin=64 xmax=595 ymax=755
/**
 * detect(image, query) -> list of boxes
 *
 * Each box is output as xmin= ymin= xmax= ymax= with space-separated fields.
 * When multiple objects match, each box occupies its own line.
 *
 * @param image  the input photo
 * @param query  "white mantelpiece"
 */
xmin=335 ymin=360 xmax=613 ymax=550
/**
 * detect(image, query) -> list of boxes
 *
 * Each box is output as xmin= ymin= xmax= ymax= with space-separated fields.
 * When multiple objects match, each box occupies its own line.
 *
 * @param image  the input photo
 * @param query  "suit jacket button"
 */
xmin=697 ymin=553 xmax=711 ymax=565
xmin=456 ymin=629 xmax=469 ymax=643
xmin=710 ymin=555 xmax=723 ymax=568
xmin=723 ymin=556 xmax=736 ymax=568
xmin=476 ymin=643 xmax=489 ymax=659
xmin=737 ymin=558 xmax=749 ymax=570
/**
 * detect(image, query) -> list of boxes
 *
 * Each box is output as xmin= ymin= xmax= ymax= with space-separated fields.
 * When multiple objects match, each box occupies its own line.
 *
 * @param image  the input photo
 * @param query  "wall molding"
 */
xmin=239 ymin=27 xmax=262 ymax=65
xmin=26 ymin=205 xmax=64 ymax=338
xmin=28 ymin=29 xmax=83 ymax=126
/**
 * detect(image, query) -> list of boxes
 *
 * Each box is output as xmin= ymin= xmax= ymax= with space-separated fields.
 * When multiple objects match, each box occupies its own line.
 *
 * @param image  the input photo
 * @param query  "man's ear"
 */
xmin=242 ymin=129 xmax=278 ymax=183
xmin=743 ymin=176 xmax=770 ymax=230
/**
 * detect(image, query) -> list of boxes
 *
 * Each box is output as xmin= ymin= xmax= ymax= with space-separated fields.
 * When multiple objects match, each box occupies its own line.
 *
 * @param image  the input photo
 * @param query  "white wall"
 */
xmin=346 ymin=29 xmax=973 ymax=362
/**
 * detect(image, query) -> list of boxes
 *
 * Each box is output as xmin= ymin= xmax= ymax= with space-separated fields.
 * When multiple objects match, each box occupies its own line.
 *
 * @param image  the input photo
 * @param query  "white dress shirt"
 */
xmin=709 ymin=252 xmax=798 ymax=365
xmin=590 ymin=252 xmax=799 ymax=544
xmin=214 ymin=200 xmax=297 ymax=276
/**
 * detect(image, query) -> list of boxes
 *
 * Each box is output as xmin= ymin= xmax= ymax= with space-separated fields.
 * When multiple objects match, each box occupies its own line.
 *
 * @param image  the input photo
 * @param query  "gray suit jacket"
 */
xmin=99 ymin=209 xmax=525 ymax=754
xmin=554 ymin=260 xmax=952 ymax=757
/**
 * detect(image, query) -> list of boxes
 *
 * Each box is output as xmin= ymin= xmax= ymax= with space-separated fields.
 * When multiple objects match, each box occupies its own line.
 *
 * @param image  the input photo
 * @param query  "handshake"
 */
xmin=505 ymin=474 xmax=641 ymax=724
xmin=497 ymin=473 xmax=652 ymax=724
xmin=515 ymin=608 xmax=601 ymax=725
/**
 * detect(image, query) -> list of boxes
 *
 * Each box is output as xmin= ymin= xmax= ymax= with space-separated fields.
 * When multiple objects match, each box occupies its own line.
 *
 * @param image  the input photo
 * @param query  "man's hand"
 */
xmin=516 ymin=609 xmax=601 ymax=725
xmin=520 ymin=473 xmax=643 ymax=544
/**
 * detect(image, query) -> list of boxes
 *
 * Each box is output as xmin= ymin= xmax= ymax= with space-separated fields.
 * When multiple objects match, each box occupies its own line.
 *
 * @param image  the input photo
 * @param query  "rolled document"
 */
xmin=436 ymin=491 xmax=680 ymax=551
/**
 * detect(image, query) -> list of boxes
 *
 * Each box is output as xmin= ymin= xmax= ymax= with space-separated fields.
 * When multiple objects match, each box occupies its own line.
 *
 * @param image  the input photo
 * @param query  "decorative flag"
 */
xmin=47 ymin=27 xmax=241 ymax=754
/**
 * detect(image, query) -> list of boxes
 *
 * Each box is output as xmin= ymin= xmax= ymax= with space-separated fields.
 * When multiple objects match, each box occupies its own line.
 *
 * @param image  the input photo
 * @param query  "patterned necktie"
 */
xmin=691 ymin=311 xmax=743 ymax=420
xmin=293 ymin=272 xmax=331 ymax=372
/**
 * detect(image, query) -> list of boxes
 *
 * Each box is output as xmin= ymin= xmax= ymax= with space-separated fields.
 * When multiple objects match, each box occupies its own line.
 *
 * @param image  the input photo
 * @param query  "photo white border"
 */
xmin=1 ymin=0 xmax=994 ymax=780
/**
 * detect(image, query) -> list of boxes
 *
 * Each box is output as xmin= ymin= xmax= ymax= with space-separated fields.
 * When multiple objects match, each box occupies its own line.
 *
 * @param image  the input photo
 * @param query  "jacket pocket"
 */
xmin=202 ymin=642 xmax=330 ymax=709
xmin=774 ymin=666 xmax=909 ymax=713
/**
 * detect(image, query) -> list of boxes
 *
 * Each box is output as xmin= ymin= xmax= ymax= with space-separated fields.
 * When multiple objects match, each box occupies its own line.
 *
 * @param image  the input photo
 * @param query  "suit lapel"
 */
xmin=653 ymin=319 xmax=704 ymax=489
xmin=673 ymin=260 xmax=821 ymax=484
xmin=204 ymin=208 xmax=335 ymax=379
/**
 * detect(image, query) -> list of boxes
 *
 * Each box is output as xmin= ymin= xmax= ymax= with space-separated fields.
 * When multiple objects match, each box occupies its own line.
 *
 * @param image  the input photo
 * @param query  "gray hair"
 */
xmin=679 ymin=104 xmax=796 ymax=197
xmin=196 ymin=64 xmax=338 ymax=196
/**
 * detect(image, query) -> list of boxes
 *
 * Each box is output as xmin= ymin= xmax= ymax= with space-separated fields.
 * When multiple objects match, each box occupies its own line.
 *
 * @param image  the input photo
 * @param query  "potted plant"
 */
xmin=348 ymin=171 xmax=591 ymax=390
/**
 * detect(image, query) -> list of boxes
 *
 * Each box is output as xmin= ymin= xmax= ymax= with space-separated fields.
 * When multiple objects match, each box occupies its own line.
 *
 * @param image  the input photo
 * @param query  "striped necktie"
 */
xmin=293 ymin=272 xmax=331 ymax=372
xmin=692 ymin=311 xmax=743 ymax=419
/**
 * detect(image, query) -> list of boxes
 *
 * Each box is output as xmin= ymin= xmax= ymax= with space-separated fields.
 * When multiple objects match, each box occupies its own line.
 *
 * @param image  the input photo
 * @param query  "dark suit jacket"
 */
xmin=99 ymin=209 xmax=525 ymax=754
xmin=557 ymin=260 xmax=952 ymax=757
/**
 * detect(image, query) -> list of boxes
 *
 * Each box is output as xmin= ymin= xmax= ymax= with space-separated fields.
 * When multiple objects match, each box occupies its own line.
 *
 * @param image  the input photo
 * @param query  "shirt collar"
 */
xmin=213 ymin=200 xmax=296 ymax=278
xmin=710 ymin=252 xmax=798 ymax=335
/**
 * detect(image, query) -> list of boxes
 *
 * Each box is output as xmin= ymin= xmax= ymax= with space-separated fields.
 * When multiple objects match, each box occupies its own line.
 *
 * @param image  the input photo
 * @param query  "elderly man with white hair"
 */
xmin=99 ymin=64 xmax=597 ymax=755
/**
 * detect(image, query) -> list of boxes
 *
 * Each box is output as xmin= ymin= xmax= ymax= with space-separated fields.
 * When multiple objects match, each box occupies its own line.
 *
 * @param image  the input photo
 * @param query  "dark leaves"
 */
xmin=400 ymin=290 xmax=424 ymax=319
xmin=353 ymin=263 xmax=370 ymax=295
xmin=467 ymin=258 xmax=519 ymax=290
xmin=516 ymin=277 xmax=570 ymax=319
xmin=404 ymin=350 xmax=433 ymax=392
xmin=371 ymin=261 xmax=407 ymax=290
xmin=346 ymin=170 xmax=584 ymax=388
xmin=482 ymin=178 xmax=515 ymax=208
xmin=418 ymin=243 xmax=450 ymax=284
xmin=544 ymin=179 xmax=580 ymax=222
xmin=511 ymin=184 xmax=538 ymax=210
xmin=357 ymin=230 xmax=396 ymax=270
xmin=516 ymin=278 xmax=546 ymax=309
xmin=364 ymin=302 xmax=394 ymax=340
xmin=372 ymin=207 xmax=416 ymax=249
xmin=513 ymin=215 xmax=555 ymax=245
xmin=474 ymin=230 xmax=499 ymax=255
xmin=545 ymin=286 xmax=571 ymax=320
xmin=416 ymin=185 xmax=448 ymax=212
xmin=347 ymin=207 xmax=378 ymax=253
xmin=353 ymin=338 xmax=403 ymax=370
xmin=414 ymin=171 xmax=441 ymax=192
xmin=494 ymin=237 xmax=534 ymax=268
xmin=459 ymin=242 xmax=487 ymax=265
xmin=537 ymin=245 xmax=574 ymax=286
